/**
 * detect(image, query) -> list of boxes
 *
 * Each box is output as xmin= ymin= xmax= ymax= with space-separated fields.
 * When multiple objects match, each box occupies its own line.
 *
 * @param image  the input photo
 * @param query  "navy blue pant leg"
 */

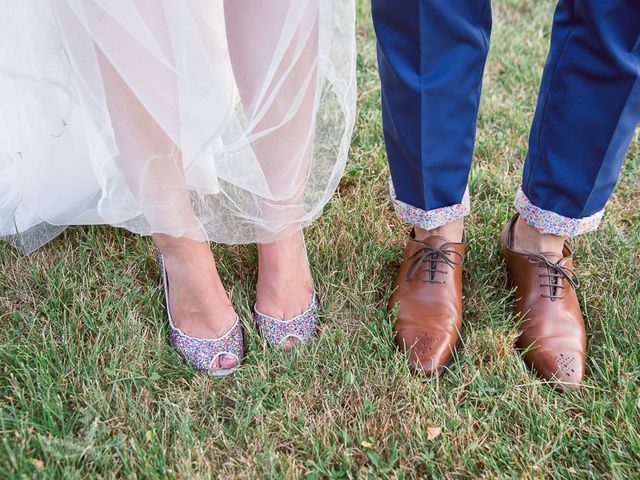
xmin=520 ymin=0 xmax=640 ymax=233
xmin=372 ymin=0 xmax=492 ymax=221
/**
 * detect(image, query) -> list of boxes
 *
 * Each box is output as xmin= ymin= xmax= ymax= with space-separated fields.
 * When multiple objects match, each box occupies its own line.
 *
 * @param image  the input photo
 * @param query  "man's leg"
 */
xmin=372 ymin=0 xmax=492 ymax=375
xmin=373 ymin=0 xmax=492 ymax=242
xmin=502 ymin=0 xmax=640 ymax=389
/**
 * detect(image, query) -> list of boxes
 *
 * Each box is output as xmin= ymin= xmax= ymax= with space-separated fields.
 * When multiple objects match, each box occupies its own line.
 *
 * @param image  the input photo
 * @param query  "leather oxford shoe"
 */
xmin=501 ymin=215 xmax=586 ymax=390
xmin=390 ymin=230 xmax=465 ymax=376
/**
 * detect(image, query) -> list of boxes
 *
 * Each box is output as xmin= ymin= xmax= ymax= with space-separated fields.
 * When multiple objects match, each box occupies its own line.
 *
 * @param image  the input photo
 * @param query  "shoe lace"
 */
xmin=525 ymin=250 xmax=580 ymax=301
xmin=405 ymin=242 xmax=463 ymax=284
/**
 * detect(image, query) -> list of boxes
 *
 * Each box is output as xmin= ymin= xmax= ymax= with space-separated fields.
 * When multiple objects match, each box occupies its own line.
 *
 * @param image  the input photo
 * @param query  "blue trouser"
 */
xmin=372 ymin=0 xmax=640 ymax=236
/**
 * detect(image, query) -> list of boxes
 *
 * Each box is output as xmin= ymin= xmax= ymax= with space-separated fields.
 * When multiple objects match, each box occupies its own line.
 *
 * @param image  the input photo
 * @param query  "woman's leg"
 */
xmin=224 ymin=0 xmax=319 ymax=346
xmin=95 ymin=44 xmax=238 ymax=368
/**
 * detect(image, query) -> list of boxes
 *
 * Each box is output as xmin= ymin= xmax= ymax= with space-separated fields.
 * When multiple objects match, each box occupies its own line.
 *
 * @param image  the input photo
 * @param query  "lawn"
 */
xmin=1 ymin=1 xmax=639 ymax=478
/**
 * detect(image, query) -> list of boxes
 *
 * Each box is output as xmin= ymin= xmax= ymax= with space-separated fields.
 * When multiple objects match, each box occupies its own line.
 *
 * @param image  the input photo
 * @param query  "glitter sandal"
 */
xmin=158 ymin=251 xmax=243 ymax=376
xmin=254 ymin=293 xmax=319 ymax=347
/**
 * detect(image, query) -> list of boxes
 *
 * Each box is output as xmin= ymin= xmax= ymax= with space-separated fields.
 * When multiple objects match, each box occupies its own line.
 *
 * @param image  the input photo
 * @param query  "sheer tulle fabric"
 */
xmin=0 ymin=0 xmax=356 ymax=253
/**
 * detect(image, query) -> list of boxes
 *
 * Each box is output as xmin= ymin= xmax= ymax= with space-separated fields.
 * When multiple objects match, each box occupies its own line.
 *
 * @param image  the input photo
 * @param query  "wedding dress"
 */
xmin=0 ymin=0 xmax=356 ymax=253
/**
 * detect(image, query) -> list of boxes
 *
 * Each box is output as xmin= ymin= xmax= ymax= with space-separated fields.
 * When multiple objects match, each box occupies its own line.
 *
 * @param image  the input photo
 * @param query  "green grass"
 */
xmin=2 ymin=1 xmax=639 ymax=478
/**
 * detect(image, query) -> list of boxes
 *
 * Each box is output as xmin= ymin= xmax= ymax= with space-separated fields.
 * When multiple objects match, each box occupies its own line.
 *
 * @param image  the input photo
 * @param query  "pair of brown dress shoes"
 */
xmin=390 ymin=214 xmax=586 ymax=391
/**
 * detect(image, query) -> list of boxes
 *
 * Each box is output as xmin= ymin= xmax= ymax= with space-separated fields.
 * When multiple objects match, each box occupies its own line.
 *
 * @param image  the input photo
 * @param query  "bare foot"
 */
xmin=256 ymin=231 xmax=315 ymax=351
xmin=415 ymin=218 xmax=464 ymax=243
xmin=512 ymin=215 xmax=565 ymax=256
xmin=154 ymin=234 xmax=238 ymax=370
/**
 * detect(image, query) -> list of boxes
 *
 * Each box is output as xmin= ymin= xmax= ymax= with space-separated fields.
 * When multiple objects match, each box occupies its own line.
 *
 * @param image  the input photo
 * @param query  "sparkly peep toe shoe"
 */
xmin=254 ymin=293 xmax=320 ymax=347
xmin=158 ymin=251 xmax=243 ymax=376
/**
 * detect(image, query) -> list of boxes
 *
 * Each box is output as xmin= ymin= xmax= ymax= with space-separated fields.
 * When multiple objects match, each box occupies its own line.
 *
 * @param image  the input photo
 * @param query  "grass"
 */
xmin=2 ymin=1 xmax=639 ymax=478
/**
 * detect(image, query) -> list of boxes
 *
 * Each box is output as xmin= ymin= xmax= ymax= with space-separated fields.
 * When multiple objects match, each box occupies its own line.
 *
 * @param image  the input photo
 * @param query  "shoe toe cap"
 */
xmin=397 ymin=331 xmax=455 ymax=376
xmin=528 ymin=349 xmax=585 ymax=390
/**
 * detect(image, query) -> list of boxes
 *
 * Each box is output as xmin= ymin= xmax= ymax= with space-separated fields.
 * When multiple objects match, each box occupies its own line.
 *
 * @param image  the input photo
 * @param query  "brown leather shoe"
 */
xmin=500 ymin=214 xmax=586 ymax=390
xmin=389 ymin=230 xmax=464 ymax=376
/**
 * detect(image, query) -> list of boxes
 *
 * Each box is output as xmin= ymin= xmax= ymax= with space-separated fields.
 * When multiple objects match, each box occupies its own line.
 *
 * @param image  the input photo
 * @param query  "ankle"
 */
xmin=257 ymin=232 xmax=309 ymax=272
xmin=257 ymin=230 xmax=305 ymax=255
xmin=256 ymin=231 xmax=314 ymax=317
xmin=153 ymin=234 xmax=211 ymax=259
xmin=414 ymin=218 xmax=464 ymax=243
xmin=513 ymin=216 xmax=565 ymax=255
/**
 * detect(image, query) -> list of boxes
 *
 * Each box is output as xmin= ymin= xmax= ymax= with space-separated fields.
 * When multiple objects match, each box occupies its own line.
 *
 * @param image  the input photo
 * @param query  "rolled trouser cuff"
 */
xmin=514 ymin=185 xmax=604 ymax=237
xmin=389 ymin=179 xmax=470 ymax=231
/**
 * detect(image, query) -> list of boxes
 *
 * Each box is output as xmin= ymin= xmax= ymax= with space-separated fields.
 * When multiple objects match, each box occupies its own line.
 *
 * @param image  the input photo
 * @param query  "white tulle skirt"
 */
xmin=0 ymin=0 xmax=356 ymax=253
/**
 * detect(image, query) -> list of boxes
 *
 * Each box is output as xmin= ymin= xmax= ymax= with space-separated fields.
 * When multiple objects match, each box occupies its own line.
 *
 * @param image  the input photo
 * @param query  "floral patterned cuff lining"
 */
xmin=514 ymin=185 xmax=604 ymax=237
xmin=389 ymin=179 xmax=470 ymax=231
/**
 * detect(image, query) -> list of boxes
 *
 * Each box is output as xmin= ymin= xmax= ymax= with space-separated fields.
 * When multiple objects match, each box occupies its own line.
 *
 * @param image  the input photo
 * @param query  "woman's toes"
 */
xmin=282 ymin=337 xmax=299 ymax=351
xmin=218 ymin=354 xmax=238 ymax=370
xmin=209 ymin=354 xmax=237 ymax=372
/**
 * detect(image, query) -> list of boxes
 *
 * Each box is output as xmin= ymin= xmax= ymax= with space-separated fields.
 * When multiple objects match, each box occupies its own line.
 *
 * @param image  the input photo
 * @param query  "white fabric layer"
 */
xmin=0 ymin=0 xmax=356 ymax=253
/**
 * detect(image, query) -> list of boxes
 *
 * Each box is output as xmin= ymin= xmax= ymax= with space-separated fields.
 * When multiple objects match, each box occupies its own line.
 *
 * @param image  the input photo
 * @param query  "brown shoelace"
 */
xmin=405 ymin=241 xmax=463 ymax=284
xmin=525 ymin=250 xmax=580 ymax=301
